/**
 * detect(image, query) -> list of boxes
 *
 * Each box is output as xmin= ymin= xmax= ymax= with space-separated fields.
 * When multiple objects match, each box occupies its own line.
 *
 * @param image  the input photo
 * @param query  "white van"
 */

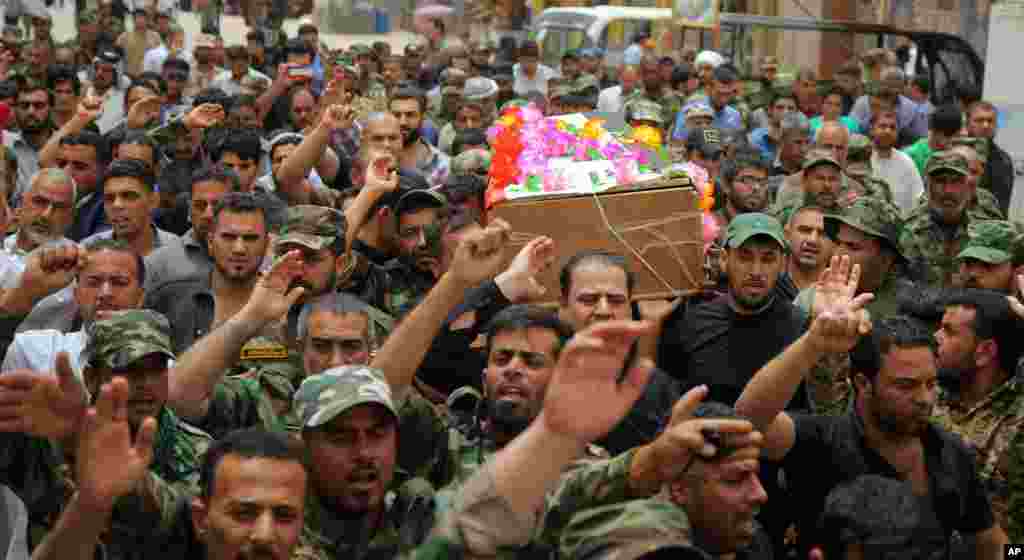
xmin=532 ymin=6 xmax=672 ymax=69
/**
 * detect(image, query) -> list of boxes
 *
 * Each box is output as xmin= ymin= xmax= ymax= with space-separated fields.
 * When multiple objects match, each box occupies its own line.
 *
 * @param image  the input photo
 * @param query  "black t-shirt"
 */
xmin=784 ymin=411 xmax=995 ymax=556
xmin=658 ymin=294 xmax=810 ymax=410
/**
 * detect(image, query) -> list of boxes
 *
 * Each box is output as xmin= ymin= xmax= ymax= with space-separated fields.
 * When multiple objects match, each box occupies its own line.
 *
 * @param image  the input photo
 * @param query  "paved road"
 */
xmin=48 ymin=0 xmax=417 ymax=51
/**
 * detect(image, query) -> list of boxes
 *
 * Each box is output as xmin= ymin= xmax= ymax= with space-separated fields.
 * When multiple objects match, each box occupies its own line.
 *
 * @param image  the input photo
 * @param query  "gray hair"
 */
xmin=780 ymin=112 xmax=810 ymax=141
xmin=28 ymin=167 xmax=77 ymax=203
xmin=296 ymin=292 xmax=372 ymax=343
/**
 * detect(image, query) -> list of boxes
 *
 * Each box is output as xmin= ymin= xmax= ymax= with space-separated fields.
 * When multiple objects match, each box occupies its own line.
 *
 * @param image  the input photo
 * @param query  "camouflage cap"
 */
xmin=803 ymin=148 xmax=842 ymax=172
xmin=627 ymin=99 xmax=663 ymax=125
xmin=925 ymin=149 xmax=969 ymax=177
xmin=293 ymin=365 xmax=397 ymax=428
xmin=82 ymin=310 xmax=175 ymax=370
xmin=725 ymin=213 xmax=788 ymax=251
xmin=78 ymin=8 xmax=99 ymax=24
xmin=956 ymin=220 xmax=1022 ymax=264
xmin=559 ymin=499 xmax=711 ymax=560
xmin=275 ymin=205 xmax=346 ymax=252
xmin=823 ymin=196 xmax=905 ymax=260
xmin=573 ymin=74 xmax=601 ymax=95
xmin=349 ymin=43 xmax=372 ymax=56
xmin=951 ymin=136 xmax=989 ymax=165
xmin=451 ymin=148 xmax=491 ymax=176
xmin=846 ymin=134 xmax=873 ymax=178
xmin=684 ymin=103 xmax=714 ymax=120
xmin=549 ymin=84 xmax=575 ymax=102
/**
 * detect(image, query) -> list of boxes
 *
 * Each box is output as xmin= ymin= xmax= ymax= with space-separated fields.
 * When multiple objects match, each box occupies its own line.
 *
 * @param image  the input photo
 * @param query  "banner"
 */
xmin=673 ymin=0 xmax=719 ymax=29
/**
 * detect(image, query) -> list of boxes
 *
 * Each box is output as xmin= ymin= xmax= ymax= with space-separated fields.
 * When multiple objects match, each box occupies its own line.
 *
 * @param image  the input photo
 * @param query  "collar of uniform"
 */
xmin=845 ymin=407 xmax=955 ymax=489
xmin=303 ymin=469 xmax=414 ymax=549
xmin=939 ymin=370 xmax=1024 ymax=417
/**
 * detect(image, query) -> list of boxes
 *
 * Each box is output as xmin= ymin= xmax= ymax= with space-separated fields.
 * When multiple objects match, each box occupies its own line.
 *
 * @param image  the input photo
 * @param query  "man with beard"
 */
xmin=954 ymin=221 xmax=1024 ymax=295
xmin=774 ymin=149 xmax=846 ymax=216
xmin=770 ymin=112 xmax=811 ymax=180
xmin=6 ymin=83 xmax=54 ymax=200
xmin=779 ymin=205 xmax=832 ymax=299
xmin=794 ymin=197 xmax=912 ymax=415
xmin=931 ymin=289 xmax=1024 ymax=541
xmin=84 ymin=48 xmax=129 ymax=135
xmin=0 ymin=309 xmax=213 ymax=557
xmin=145 ymin=192 xmax=270 ymax=354
xmin=3 ymin=169 xmax=74 ymax=267
xmin=901 ymin=151 xmax=980 ymax=288
xmin=747 ymin=93 xmax=798 ymax=163
xmin=1 ymin=239 xmax=145 ymax=373
xmin=390 ymin=87 xmax=449 ymax=188
xmin=966 ymin=101 xmax=1014 ymax=215
xmin=674 ymin=65 xmax=743 ymax=135
xmin=81 ymin=159 xmax=181 ymax=257
xmin=624 ymin=54 xmax=685 ymax=131
xmin=712 ymin=147 xmax=771 ymax=231
xmin=36 ymin=424 xmax=307 ymax=560
xmin=736 ymin=260 xmax=1009 ymax=559
xmin=393 ymin=188 xmax=449 ymax=288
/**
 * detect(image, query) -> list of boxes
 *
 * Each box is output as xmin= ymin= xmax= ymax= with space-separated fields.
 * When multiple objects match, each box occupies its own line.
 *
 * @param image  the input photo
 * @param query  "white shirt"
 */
xmin=1 ymin=330 xmax=87 ymax=380
xmin=872 ymin=149 xmax=925 ymax=214
xmin=512 ymin=63 xmax=559 ymax=96
xmin=210 ymin=68 xmax=271 ymax=97
xmin=596 ymin=85 xmax=626 ymax=113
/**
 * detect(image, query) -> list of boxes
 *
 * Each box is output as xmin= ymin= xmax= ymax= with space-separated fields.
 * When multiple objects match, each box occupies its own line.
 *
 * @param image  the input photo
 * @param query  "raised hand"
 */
xmin=74 ymin=94 xmax=104 ymax=124
xmin=18 ymin=243 xmax=81 ymax=300
xmin=449 ymin=218 xmax=512 ymax=289
xmin=539 ymin=320 xmax=655 ymax=445
xmin=643 ymin=385 xmax=762 ymax=484
xmin=319 ymin=103 xmax=354 ymax=131
xmin=1009 ymin=273 xmax=1024 ymax=319
xmin=240 ymin=250 xmax=306 ymax=326
xmin=183 ymin=103 xmax=225 ymax=130
xmin=496 ymin=236 xmax=556 ymax=302
xmin=0 ymin=352 xmax=87 ymax=440
xmin=126 ymin=96 xmax=162 ymax=129
xmin=807 ymin=255 xmax=873 ymax=354
xmin=76 ymin=377 xmax=157 ymax=512
xmin=364 ymin=151 xmax=398 ymax=193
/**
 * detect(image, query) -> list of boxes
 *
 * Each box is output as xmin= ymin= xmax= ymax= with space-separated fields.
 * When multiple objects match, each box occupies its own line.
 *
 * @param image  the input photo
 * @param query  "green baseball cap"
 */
xmin=956 ymin=220 xmax=1022 ymax=264
xmin=275 ymin=205 xmax=346 ymax=253
xmin=802 ymin=148 xmax=842 ymax=172
xmin=82 ymin=310 xmax=175 ymax=370
xmin=627 ymin=99 xmax=663 ymax=125
xmin=293 ymin=365 xmax=397 ymax=428
xmin=78 ymin=8 xmax=99 ymax=24
xmin=349 ymin=44 xmax=372 ymax=56
xmin=823 ymin=196 xmax=905 ymax=261
xmin=724 ymin=213 xmax=788 ymax=251
xmin=925 ymin=150 xmax=969 ymax=177
xmin=559 ymin=499 xmax=711 ymax=560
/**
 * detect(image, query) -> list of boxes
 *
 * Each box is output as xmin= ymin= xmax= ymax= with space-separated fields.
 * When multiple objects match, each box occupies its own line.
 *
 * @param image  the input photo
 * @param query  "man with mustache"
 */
xmin=81 ymin=159 xmax=181 ymax=257
xmin=389 ymin=87 xmax=449 ymax=189
xmin=900 ymin=151 xmax=980 ymax=288
xmin=931 ymin=289 xmax=1024 ymax=542
xmin=736 ymin=258 xmax=1009 ymax=559
xmin=4 ymin=168 xmax=74 ymax=267
xmin=36 ymin=420 xmax=307 ymax=560
xmin=7 ymin=83 xmax=55 ymax=200
xmin=794 ymin=197 xmax=913 ymax=416
xmin=0 ymin=310 xmax=213 ymax=557
xmin=1 ymin=239 xmax=145 ymax=376
xmin=954 ymin=220 xmax=1024 ymax=295
xmin=779 ymin=205 xmax=832 ymax=299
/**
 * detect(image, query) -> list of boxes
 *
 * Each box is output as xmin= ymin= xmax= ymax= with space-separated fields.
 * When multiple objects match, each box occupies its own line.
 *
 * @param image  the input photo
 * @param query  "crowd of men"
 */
xmin=0 ymin=2 xmax=1018 ymax=559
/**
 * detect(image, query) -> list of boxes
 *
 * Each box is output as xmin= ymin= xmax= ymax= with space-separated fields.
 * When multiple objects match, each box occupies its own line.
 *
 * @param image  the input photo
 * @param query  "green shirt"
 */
xmin=902 ymin=137 xmax=933 ymax=178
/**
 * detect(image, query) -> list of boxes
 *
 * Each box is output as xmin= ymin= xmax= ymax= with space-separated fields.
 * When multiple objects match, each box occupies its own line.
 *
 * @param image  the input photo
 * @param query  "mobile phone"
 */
xmin=288 ymin=66 xmax=314 ymax=79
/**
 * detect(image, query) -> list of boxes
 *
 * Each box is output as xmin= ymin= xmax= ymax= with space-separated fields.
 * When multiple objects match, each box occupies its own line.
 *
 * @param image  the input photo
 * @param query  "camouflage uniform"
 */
xmin=794 ymin=197 xmax=912 ymax=415
xmin=290 ymin=366 xmax=438 ymax=560
xmin=770 ymin=150 xmax=862 ymax=220
xmin=450 ymin=148 xmax=491 ymax=177
xmin=623 ymin=88 xmax=685 ymax=133
xmin=558 ymin=498 xmax=708 ymax=560
xmin=624 ymin=98 xmax=664 ymax=128
xmin=0 ymin=310 xmax=212 ymax=557
xmin=899 ymin=151 xmax=981 ymax=288
xmin=932 ymin=372 xmax=1024 ymax=541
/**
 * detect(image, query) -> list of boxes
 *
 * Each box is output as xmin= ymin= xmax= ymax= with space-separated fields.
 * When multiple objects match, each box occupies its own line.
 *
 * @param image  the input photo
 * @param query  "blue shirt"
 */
xmin=849 ymin=94 xmax=928 ymax=141
xmin=672 ymin=97 xmax=743 ymax=140
xmin=748 ymin=127 xmax=777 ymax=162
